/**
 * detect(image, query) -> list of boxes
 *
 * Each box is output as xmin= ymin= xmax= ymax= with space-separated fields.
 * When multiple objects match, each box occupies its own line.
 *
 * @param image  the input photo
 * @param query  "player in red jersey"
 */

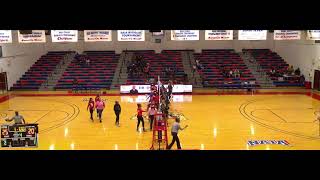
xmin=136 ymin=103 xmax=146 ymax=132
xmin=87 ymin=98 xmax=95 ymax=121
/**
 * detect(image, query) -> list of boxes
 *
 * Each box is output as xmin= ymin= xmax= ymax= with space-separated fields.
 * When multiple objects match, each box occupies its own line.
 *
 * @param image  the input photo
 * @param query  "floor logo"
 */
xmin=247 ymin=140 xmax=290 ymax=146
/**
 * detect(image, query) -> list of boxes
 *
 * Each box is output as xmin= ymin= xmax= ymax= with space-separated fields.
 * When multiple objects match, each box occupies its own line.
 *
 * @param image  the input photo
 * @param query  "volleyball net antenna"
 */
xmin=157 ymin=75 xmax=162 ymax=107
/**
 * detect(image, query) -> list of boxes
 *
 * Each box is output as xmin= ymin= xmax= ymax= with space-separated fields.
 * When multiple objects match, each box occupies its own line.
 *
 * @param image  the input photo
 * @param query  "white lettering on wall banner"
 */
xmin=306 ymin=30 xmax=320 ymax=40
xmin=205 ymin=30 xmax=233 ymax=40
xmin=18 ymin=30 xmax=46 ymax=43
xmin=0 ymin=30 xmax=12 ymax=43
xmin=171 ymin=30 xmax=200 ymax=41
xmin=117 ymin=30 xmax=145 ymax=41
xmin=51 ymin=30 xmax=78 ymax=42
xmin=274 ymin=30 xmax=301 ymax=40
xmin=238 ymin=30 xmax=267 ymax=40
xmin=84 ymin=30 xmax=112 ymax=42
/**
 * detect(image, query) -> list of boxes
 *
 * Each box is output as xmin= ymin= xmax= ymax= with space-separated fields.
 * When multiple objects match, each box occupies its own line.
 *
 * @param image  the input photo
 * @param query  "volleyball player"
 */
xmin=136 ymin=103 xmax=146 ymax=132
xmin=95 ymin=97 xmax=105 ymax=123
xmin=148 ymin=105 xmax=157 ymax=130
xmin=114 ymin=101 xmax=121 ymax=126
xmin=87 ymin=98 xmax=95 ymax=121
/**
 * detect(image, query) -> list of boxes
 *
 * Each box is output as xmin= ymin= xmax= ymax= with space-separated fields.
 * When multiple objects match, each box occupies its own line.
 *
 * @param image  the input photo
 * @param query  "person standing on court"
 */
xmin=114 ymin=101 xmax=121 ymax=126
xmin=148 ymin=105 xmax=157 ymax=130
xmin=136 ymin=103 xmax=146 ymax=132
xmin=167 ymin=117 xmax=188 ymax=150
xmin=87 ymin=98 xmax=95 ymax=121
xmin=95 ymin=97 xmax=105 ymax=123
xmin=95 ymin=94 xmax=100 ymax=117
xmin=5 ymin=111 xmax=26 ymax=125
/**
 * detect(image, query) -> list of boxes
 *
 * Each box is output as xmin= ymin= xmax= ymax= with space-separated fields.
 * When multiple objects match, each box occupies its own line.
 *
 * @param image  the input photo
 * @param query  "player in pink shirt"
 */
xmin=95 ymin=97 xmax=105 ymax=123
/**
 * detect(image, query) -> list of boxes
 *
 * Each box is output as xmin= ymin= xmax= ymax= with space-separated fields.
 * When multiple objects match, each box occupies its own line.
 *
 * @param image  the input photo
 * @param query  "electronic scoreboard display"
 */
xmin=1 ymin=124 xmax=38 ymax=148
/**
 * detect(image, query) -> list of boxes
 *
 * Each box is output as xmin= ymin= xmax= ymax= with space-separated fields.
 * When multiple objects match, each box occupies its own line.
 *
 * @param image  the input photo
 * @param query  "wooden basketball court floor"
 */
xmin=1 ymin=89 xmax=320 ymax=150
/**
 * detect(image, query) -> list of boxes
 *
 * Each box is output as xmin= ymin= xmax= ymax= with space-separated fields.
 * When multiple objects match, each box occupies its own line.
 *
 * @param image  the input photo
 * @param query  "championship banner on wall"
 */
xmin=274 ymin=30 xmax=301 ymax=40
xmin=0 ymin=30 xmax=12 ymax=43
xmin=171 ymin=30 xmax=199 ymax=40
xmin=51 ymin=30 xmax=78 ymax=42
xmin=117 ymin=30 xmax=145 ymax=41
xmin=84 ymin=30 xmax=112 ymax=42
xmin=306 ymin=30 xmax=320 ymax=40
xmin=205 ymin=30 xmax=233 ymax=40
xmin=238 ymin=30 xmax=267 ymax=40
xmin=120 ymin=85 xmax=193 ymax=94
xmin=18 ymin=30 xmax=46 ymax=43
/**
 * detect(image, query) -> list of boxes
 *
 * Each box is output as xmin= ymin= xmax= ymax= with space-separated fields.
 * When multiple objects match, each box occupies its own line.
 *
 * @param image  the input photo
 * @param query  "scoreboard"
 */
xmin=1 ymin=124 xmax=38 ymax=148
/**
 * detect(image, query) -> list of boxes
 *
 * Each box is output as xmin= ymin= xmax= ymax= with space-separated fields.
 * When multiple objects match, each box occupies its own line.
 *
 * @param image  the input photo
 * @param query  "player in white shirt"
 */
xmin=167 ymin=117 xmax=188 ymax=150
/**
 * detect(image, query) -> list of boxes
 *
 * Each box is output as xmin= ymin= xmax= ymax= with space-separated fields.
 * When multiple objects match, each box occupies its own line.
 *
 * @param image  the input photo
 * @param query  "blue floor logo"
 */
xmin=247 ymin=140 xmax=290 ymax=146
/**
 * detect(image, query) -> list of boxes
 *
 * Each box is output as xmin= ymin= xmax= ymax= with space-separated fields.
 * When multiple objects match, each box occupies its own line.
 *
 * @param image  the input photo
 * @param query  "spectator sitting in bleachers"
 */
xmin=287 ymin=65 xmax=294 ymax=75
xmin=86 ymin=57 xmax=90 ymax=66
xmin=269 ymin=68 xmax=276 ymax=77
xmin=234 ymin=69 xmax=240 ymax=78
xmin=295 ymin=68 xmax=301 ymax=76
xmin=229 ymin=70 xmax=233 ymax=78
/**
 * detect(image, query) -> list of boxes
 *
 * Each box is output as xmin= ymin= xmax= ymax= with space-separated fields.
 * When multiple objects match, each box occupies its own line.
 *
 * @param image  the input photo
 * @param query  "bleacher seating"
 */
xmin=243 ymin=49 xmax=304 ymax=87
xmin=194 ymin=49 xmax=258 ymax=89
xmin=125 ymin=50 xmax=186 ymax=85
xmin=11 ymin=51 xmax=71 ymax=90
xmin=55 ymin=51 xmax=120 ymax=90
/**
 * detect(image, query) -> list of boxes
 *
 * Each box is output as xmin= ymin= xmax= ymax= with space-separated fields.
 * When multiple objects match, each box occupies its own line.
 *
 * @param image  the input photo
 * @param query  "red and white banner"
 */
xmin=120 ymin=84 xmax=192 ymax=94
xmin=0 ymin=30 xmax=12 ymax=43
xmin=117 ymin=30 xmax=145 ymax=41
xmin=84 ymin=30 xmax=112 ymax=42
xmin=274 ymin=30 xmax=301 ymax=40
xmin=18 ymin=30 xmax=46 ymax=43
xmin=205 ymin=30 xmax=233 ymax=40
xmin=238 ymin=30 xmax=267 ymax=40
xmin=51 ymin=30 xmax=78 ymax=42
xmin=171 ymin=30 xmax=199 ymax=40
xmin=306 ymin=30 xmax=320 ymax=40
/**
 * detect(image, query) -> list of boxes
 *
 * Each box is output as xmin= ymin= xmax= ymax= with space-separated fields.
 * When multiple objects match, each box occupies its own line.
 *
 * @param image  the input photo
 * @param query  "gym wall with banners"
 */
xmin=18 ymin=30 xmax=46 ymax=43
xmin=84 ymin=30 xmax=112 ymax=42
xmin=171 ymin=30 xmax=200 ymax=41
xmin=51 ymin=30 xmax=78 ymax=42
xmin=117 ymin=30 xmax=145 ymax=41
xmin=205 ymin=30 xmax=233 ymax=40
xmin=238 ymin=30 xmax=267 ymax=40
xmin=0 ymin=30 xmax=12 ymax=43
xmin=274 ymin=30 xmax=301 ymax=40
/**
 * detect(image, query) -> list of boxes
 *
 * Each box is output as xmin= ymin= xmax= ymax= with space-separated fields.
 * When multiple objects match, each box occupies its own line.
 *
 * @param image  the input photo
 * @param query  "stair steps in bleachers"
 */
xmin=239 ymin=52 xmax=274 ymax=88
xmin=110 ymin=51 xmax=133 ymax=89
xmin=181 ymin=51 xmax=203 ymax=88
